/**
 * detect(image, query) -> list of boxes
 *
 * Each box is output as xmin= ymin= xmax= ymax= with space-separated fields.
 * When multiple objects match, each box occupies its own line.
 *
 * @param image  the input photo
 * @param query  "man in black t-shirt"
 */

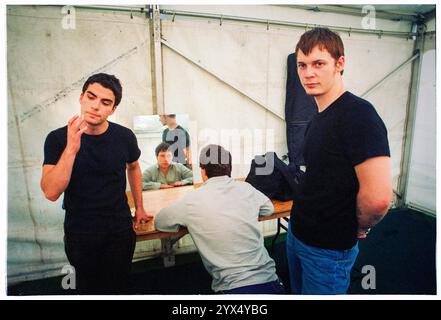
xmin=287 ymin=28 xmax=392 ymax=294
xmin=41 ymin=73 xmax=152 ymax=294
xmin=159 ymin=114 xmax=192 ymax=169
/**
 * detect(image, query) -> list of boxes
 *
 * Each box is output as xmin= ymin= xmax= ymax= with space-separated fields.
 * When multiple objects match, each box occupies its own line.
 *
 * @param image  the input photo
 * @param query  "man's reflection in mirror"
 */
xmin=142 ymin=142 xmax=193 ymax=190
xmin=159 ymin=114 xmax=192 ymax=169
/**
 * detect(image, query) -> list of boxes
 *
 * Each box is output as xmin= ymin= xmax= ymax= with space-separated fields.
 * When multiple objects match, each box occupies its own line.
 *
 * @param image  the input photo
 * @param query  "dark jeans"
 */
xmin=64 ymin=228 xmax=136 ymax=295
xmin=220 ymin=279 xmax=286 ymax=294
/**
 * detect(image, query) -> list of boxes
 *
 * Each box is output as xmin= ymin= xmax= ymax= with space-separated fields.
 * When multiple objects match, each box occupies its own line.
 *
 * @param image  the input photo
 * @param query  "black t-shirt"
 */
xmin=162 ymin=125 xmax=190 ymax=164
xmin=291 ymin=92 xmax=390 ymax=250
xmin=43 ymin=122 xmax=141 ymax=234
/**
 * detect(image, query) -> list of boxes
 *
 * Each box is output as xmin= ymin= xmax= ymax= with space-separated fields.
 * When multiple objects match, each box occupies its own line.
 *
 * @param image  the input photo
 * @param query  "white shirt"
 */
xmin=155 ymin=175 xmax=278 ymax=292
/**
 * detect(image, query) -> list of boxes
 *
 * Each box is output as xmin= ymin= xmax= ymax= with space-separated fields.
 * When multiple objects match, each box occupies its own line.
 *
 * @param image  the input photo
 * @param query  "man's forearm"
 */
xmin=181 ymin=177 xmax=193 ymax=185
xmin=143 ymin=181 xmax=161 ymax=190
xmin=258 ymin=200 xmax=274 ymax=217
xmin=356 ymin=206 xmax=384 ymax=233
xmin=41 ymin=148 xmax=76 ymax=201
xmin=356 ymin=193 xmax=389 ymax=233
xmin=354 ymin=156 xmax=392 ymax=235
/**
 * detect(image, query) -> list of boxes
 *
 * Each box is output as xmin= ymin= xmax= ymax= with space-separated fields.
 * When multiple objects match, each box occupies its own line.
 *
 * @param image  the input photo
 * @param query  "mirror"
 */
xmin=134 ymin=114 xmax=195 ymax=189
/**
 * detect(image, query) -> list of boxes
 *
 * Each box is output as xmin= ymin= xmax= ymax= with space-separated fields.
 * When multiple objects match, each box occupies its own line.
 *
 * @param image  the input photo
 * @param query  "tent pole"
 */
xmin=361 ymin=53 xmax=419 ymax=98
xmin=159 ymin=8 xmax=416 ymax=39
xmin=67 ymin=5 xmax=149 ymax=15
xmin=396 ymin=22 xmax=427 ymax=208
xmin=150 ymin=5 xmax=165 ymax=115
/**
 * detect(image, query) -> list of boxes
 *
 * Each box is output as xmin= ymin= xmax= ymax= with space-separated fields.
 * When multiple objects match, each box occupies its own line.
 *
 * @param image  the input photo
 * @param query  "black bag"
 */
xmin=245 ymin=152 xmax=303 ymax=201
xmin=285 ymin=53 xmax=317 ymax=166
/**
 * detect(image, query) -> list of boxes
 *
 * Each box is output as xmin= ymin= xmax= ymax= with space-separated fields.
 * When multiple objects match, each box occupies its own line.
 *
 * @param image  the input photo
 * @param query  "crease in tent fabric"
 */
xmin=161 ymin=38 xmax=285 ymax=121
xmin=284 ymin=53 xmax=318 ymax=166
xmin=8 ymin=84 xmax=46 ymax=265
xmin=361 ymin=53 xmax=419 ymax=98
xmin=19 ymin=42 xmax=146 ymax=123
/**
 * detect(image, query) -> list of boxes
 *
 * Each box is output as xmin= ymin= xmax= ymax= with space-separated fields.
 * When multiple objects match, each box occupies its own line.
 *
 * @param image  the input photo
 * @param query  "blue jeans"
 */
xmin=286 ymin=222 xmax=359 ymax=295
xmin=220 ymin=279 xmax=286 ymax=294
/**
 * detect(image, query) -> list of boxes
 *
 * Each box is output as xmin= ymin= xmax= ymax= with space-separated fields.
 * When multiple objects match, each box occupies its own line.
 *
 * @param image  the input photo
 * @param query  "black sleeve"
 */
xmin=43 ymin=130 xmax=65 ymax=166
xmin=127 ymin=129 xmax=141 ymax=164
xmin=339 ymin=103 xmax=390 ymax=166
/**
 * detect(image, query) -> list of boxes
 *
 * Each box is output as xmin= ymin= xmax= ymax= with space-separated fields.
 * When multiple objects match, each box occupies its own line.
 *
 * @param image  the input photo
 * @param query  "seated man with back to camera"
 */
xmin=142 ymin=142 xmax=193 ymax=190
xmin=154 ymin=144 xmax=285 ymax=294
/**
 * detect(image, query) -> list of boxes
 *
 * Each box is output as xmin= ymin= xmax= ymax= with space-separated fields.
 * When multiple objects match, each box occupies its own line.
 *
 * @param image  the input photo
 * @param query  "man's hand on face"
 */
xmin=66 ymin=115 xmax=87 ymax=155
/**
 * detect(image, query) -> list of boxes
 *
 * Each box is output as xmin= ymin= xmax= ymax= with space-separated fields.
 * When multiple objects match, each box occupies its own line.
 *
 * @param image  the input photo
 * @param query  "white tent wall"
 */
xmin=7 ymin=4 xmax=429 ymax=283
xmin=7 ymin=5 xmax=153 ymax=284
xmin=405 ymin=18 xmax=436 ymax=215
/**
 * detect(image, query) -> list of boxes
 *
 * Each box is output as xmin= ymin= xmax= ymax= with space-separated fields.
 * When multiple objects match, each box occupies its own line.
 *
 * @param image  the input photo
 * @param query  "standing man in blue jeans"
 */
xmin=287 ymin=28 xmax=392 ymax=294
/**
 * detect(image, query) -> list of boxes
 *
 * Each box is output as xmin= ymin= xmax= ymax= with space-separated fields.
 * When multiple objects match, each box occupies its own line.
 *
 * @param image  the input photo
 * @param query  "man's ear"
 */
xmin=336 ymin=56 xmax=345 ymax=73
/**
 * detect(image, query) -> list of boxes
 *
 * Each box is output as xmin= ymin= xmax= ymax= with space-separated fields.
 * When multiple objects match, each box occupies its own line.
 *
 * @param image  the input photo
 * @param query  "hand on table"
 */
xmin=133 ymin=208 xmax=154 ymax=230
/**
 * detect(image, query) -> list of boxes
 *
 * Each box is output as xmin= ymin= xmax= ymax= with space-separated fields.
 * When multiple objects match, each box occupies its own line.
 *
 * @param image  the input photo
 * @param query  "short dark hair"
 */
xmin=155 ymin=142 xmax=172 ymax=157
xmin=199 ymin=144 xmax=232 ymax=178
xmin=166 ymin=114 xmax=176 ymax=118
xmin=82 ymin=73 xmax=123 ymax=107
xmin=295 ymin=27 xmax=345 ymax=75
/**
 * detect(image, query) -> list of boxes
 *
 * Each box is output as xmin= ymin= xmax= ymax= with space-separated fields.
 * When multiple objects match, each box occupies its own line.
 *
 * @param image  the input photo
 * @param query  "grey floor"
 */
xmin=8 ymin=208 xmax=436 ymax=295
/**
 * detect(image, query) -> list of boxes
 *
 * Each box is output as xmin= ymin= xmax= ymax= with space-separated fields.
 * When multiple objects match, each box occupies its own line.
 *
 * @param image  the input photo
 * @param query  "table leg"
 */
xmin=160 ymin=235 xmax=186 ymax=267
xmin=161 ymin=238 xmax=175 ymax=267
xmin=271 ymin=217 xmax=289 ymax=253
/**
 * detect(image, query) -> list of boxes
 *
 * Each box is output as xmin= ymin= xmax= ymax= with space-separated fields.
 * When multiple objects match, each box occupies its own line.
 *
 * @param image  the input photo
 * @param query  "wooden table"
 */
xmin=129 ymin=184 xmax=292 ymax=266
xmin=133 ymin=185 xmax=195 ymax=241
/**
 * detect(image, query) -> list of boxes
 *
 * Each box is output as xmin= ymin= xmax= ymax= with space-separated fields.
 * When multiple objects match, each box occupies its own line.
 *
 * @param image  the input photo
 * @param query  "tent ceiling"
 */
xmin=279 ymin=5 xmax=436 ymax=23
